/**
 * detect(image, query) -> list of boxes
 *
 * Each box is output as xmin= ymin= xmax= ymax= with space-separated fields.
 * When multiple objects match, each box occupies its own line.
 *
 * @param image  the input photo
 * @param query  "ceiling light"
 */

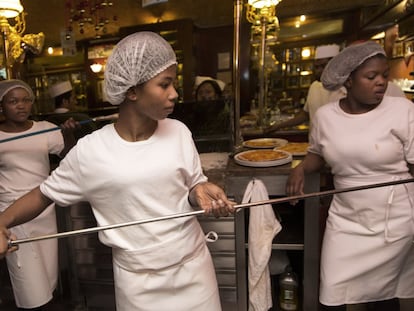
xmin=90 ymin=63 xmax=103 ymax=73
xmin=301 ymin=47 xmax=311 ymax=58
xmin=248 ymin=0 xmax=280 ymax=9
xmin=0 ymin=0 xmax=23 ymax=18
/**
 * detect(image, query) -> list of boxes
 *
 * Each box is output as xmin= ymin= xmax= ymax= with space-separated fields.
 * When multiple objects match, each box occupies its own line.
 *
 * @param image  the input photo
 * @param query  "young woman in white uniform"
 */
xmin=0 ymin=79 xmax=77 ymax=310
xmin=0 ymin=32 xmax=235 ymax=311
xmin=286 ymin=41 xmax=414 ymax=311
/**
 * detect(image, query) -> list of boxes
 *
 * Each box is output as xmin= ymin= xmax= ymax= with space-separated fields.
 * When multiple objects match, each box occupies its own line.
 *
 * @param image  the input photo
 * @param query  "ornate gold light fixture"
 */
xmin=0 ymin=0 xmax=44 ymax=79
xmin=65 ymin=1 xmax=117 ymax=40
xmin=246 ymin=0 xmax=281 ymax=127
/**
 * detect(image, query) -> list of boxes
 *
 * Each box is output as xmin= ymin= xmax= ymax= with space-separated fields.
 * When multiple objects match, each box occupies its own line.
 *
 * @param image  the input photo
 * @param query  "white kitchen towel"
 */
xmin=242 ymin=179 xmax=282 ymax=311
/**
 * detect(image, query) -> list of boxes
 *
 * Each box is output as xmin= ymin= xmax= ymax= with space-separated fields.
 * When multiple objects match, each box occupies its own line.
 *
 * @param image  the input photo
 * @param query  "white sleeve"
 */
xmin=40 ymin=146 xmax=86 ymax=206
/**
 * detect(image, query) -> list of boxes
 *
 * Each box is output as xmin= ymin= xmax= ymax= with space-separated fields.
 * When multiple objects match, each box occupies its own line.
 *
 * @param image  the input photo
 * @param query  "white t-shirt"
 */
xmin=303 ymin=81 xmax=405 ymax=128
xmin=309 ymin=95 xmax=414 ymax=176
xmin=0 ymin=121 xmax=64 ymax=206
xmin=41 ymin=119 xmax=208 ymax=252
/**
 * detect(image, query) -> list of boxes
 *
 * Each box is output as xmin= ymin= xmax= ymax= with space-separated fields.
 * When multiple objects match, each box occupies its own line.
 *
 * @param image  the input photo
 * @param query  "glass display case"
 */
xmin=25 ymin=68 xmax=88 ymax=115
xmin=24 ymin=50 xmax=88 ymax=115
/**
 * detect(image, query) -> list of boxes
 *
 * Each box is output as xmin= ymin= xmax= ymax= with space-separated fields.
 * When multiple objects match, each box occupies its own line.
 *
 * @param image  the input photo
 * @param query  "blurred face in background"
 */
xmin=196 ymin=81 xmax=221 ymax=102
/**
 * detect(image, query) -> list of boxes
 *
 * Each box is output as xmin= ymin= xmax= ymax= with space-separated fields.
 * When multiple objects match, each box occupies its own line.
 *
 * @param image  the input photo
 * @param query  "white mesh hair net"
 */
xmin=0 ymin=79 xmax=34 ymax=102
xmin=104 ymin=31 xmax=177 ymax=105
xmin=321 ymin=41 xmax=386 ymax=91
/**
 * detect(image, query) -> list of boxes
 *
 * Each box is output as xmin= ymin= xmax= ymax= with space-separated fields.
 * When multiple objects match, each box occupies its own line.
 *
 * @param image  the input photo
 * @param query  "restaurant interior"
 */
xmin=1 ymin=0 xmax=414 ymax=310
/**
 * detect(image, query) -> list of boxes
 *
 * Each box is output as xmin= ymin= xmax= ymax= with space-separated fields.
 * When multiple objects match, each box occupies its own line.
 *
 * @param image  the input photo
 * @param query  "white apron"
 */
xmin=1 ymin=199 xmax=58 ymax=308
xmin=111 ymin=218 xmax=221 ymax=311
xmin=320 ymin=174 xmax=414 ymax=305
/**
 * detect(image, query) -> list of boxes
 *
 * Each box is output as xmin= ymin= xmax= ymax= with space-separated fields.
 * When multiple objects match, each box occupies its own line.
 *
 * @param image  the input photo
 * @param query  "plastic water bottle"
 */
xmin=279 ymin=266 xmax=299 ymax=310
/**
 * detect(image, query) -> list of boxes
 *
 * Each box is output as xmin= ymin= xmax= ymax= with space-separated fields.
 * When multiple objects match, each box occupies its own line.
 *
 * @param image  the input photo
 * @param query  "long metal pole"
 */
xmin=0 ymin=113 xmax=119 ymax=144
xmin=0 ymin=17 xmax=12 ymax=79
xmin=232 ymin=0 xmax=243 ymax=151
xmin=257 ymin=18 xmax=267 ymax=127
xmin=8 ymin=177 xmax=414 ymax=247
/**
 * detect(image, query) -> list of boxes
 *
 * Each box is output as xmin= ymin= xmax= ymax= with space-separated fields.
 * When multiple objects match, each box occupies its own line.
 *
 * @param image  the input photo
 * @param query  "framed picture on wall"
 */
xmin=393 ymin=41 xmax=404 ymax=58
xmin=405 ymin=41 xmax=414 ymax=54
xmin=218 ymin=52 xmax=231 ymax=70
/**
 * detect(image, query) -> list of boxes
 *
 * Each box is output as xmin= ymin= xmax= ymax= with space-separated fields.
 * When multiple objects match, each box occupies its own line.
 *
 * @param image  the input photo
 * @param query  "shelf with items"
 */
xmin=281 ymin=46 xmax=315 ymax=90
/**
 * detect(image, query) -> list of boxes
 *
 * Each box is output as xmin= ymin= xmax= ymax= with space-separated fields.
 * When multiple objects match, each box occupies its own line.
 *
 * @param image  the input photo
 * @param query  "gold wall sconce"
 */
xmin=0 ymin=0 xmax=44 ymax=79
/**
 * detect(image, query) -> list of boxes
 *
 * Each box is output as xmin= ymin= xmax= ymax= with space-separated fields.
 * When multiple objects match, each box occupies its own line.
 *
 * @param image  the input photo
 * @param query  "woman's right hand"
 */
xmin=263 ymin=124 xmax=280 ymax=134
xmin=0 ymin=227 xmax=17 ymax=258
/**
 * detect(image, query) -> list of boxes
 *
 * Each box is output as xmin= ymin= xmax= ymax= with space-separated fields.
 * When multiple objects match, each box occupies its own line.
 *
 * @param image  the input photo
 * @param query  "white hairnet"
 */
xmin=321 ymin=41 xmax=386 ymax=91
xmin=104 ymin=31 xmax=177 ymax=105
xmin=0 ymin=79 xmax=34 ymax=102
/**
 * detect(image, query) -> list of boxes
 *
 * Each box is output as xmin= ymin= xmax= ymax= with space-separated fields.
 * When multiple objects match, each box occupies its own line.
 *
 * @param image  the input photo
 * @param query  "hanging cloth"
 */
xmin=242 ymin=179 xmax=282 ymax=311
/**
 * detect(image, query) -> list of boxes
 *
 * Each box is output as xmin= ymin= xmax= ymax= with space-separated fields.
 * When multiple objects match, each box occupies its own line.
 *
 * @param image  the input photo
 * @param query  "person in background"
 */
xmin=194 ymin=76 xmax=226 ymax=102
xmin=50 ymin=80 xmax=75 ymax=114
xmin=47 ymin=80 xmax=96 ymax=140
xmin=0 ymin=79 xmax=78 ymax=310
xmin=286 ymin=41 xmax=414 ymax=311
xmin=192 ymin=76 xmax=230 ymax=137
xmin=0 ymin=32 xmax=235 ymax=310
xmin=265 ymin=44 xmax=344 ymax=134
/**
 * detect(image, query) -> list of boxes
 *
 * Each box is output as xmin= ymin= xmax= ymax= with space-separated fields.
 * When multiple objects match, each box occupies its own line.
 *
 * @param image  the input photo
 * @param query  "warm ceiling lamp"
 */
xmin=90 ymin=63 xmax=103 ymax=73
xmin=248 ymin=0 xmax=280 ymax=9
xmin=0 ymin=0 xmax=23 ymax=18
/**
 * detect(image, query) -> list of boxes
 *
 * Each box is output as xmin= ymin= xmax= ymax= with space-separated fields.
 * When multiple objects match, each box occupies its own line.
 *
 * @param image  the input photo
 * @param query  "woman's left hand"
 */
xmin=190 ymin=182 xmax=236 ymax=217
xmin=60 ymin=117 xmax=80 ymax=133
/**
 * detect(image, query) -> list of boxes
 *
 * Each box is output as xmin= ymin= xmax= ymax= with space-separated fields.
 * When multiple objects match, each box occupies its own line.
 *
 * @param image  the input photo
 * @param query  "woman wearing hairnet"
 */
xmin=286 ymin=41 xmax=414 ymax=311
xmin=0 ymin=32 xmax=235 ymax=310
xmin=0 ymin=79 xmax=78 ymax=310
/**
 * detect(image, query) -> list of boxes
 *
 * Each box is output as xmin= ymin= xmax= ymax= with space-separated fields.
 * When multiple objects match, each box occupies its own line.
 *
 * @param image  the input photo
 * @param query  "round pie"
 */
xmin=276 ymin=142 xmax=309 ymax=155
xmin=238 ymin=150 xmax=289 ymax=162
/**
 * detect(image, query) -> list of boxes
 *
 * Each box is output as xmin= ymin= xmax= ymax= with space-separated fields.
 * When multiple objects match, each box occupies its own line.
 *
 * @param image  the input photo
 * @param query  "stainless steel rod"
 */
xmin=233 ymin=177 xmax=414 ymax=209
xmin=8 ymin=177 xmax=414 ymax=247
xmin=0 ymin=113 xmax=119 ymax=144
xmin=9 ymin=210 xmax=205 ymax=247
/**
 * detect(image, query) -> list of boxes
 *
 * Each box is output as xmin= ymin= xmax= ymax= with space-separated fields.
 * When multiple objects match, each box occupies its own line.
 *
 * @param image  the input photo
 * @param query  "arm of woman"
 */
xmin=189 ymin=182 xmax=236 ymax=217
xmin=59 ymin=117 xmax=80 ymax=157
xmin=0 ymin=186 xmax=52 ymax=257
xmin=286 ymin=152 xmax=325 ymax=198
xmin=264 ymin=110 xmax=309 ymax=134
